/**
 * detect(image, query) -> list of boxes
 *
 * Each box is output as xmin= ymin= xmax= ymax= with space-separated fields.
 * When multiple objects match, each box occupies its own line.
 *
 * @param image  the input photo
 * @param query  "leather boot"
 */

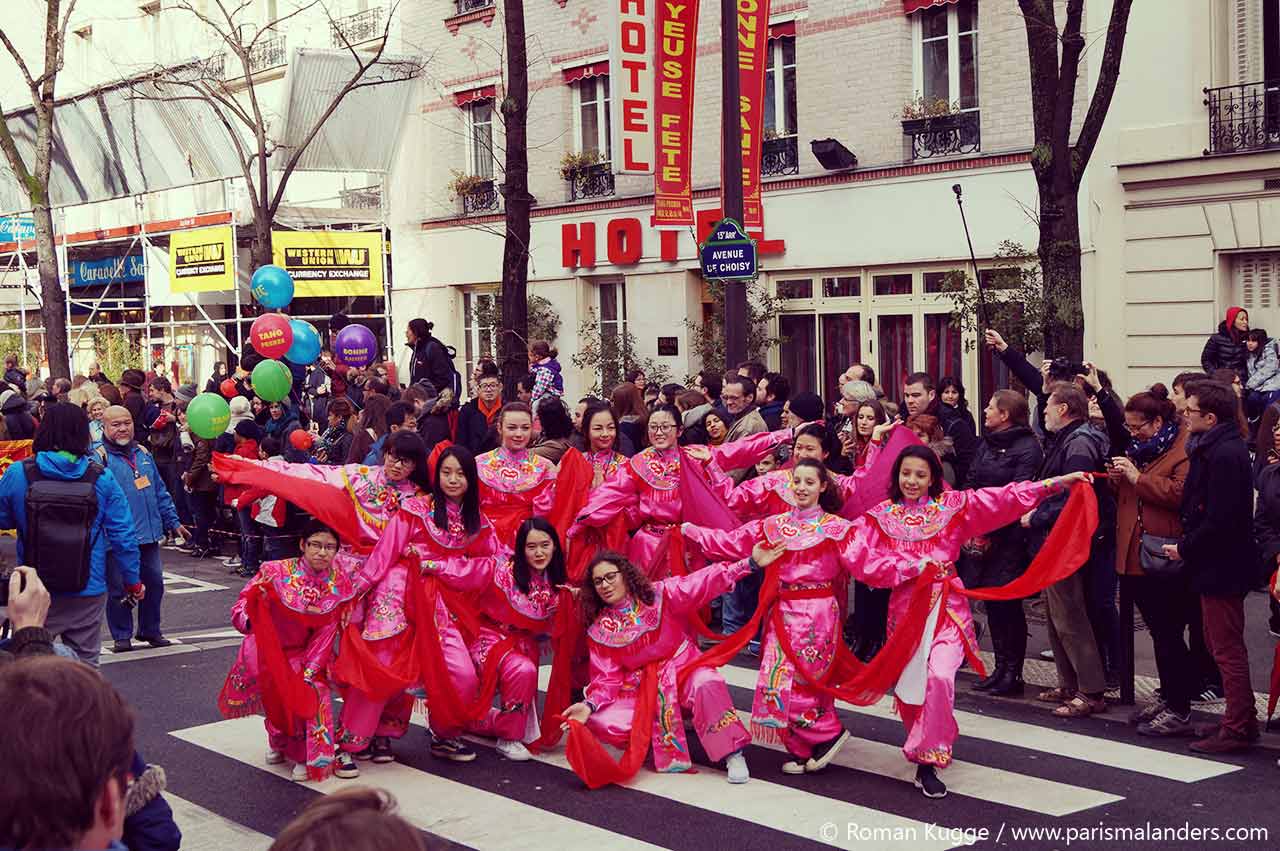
xmin=988 ymin=664 xmax=1025 ymax=697
xmin=973 ymin=621 xmax=1003 ymax=691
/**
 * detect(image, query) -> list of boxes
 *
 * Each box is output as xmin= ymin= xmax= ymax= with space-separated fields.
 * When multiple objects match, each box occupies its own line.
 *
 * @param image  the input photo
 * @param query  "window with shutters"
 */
xmin=1235 ymin=253 xmax=1280 ymax=312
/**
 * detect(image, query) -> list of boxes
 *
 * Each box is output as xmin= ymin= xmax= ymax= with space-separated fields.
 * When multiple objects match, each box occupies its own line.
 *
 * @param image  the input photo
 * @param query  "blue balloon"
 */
xmin=284 ymin=319 xmax=321 ymax=365
xmin=250 ymin=264 xmax=294 ymax=309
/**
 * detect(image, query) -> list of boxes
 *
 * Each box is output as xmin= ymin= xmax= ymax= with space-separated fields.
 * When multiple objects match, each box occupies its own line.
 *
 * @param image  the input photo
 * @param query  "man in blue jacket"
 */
xmin=0 ymin=403 xmax=143 ymax=666
xmin=97 ymin=405 xmax=190 ymax=653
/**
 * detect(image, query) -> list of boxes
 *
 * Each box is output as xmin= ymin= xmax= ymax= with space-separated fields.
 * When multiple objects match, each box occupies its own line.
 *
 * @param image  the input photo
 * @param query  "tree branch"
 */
xmin=1017 ymin=0 xmax=1062 ymax=178
xmin=0 ymin=28 xmax=40 ymax=101
xmin=1071 ymin=0 xmax=1134 ymax=185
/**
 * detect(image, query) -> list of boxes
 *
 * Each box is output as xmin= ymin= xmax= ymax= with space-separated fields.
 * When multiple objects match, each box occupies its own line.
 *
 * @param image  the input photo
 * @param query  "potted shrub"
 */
xmin=559 ymin=150 xmax=601 ymax=181
xmin=447 ymin=170 xmax=488 ymax=201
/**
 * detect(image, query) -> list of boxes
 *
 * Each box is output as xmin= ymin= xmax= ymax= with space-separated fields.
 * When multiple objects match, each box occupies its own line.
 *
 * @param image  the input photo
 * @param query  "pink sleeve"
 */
xmin=680 ymin=520 xmax=761 ymax=562
xmin=571 ymin=463 xmax=640 ymax=531
xmin=701 ymin=458 xmax=738 ymax=505
xmin=230 ymin=579 xmax=260 ymax=634
xmin=532 ymin=463 xmax=558 ymax=516
xmin=837 ymin=518 xmax=921 ymax=589
xmin=354 ymin=511 xmax=417 ymax=593
xmin=725 ymin=474 xmax=770 ymax=516
xmin=241 ymin=457 xmax=350 ymax=488
xmin=661 ymin=558 xmax=755 ymax=613
xmin=301 ymin=620 xmax=341 ymax=681
xmin=710 ymin=427 xmax=792 ymax=470
xmin=584 ymin=643 xmax=626 ymax=711
xmin=958 ymin=479 xmax=1062 ymax=541
xmin=423 ymin=553 xmax=498 ymax=593
xmin=467 ymin=525 xmax=503 ymax=557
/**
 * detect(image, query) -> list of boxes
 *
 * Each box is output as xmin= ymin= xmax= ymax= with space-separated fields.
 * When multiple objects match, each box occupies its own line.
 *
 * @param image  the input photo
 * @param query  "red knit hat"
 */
xmin=1226 ymin=306 xmax=1247 ymax=339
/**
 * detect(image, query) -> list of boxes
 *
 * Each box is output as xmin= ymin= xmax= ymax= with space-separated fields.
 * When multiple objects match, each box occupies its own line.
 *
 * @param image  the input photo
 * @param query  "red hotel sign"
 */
xmin=561 ymin=208 xmax=785 ymax=269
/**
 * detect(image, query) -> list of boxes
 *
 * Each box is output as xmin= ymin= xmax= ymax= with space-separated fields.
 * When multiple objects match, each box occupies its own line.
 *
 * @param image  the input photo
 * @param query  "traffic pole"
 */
xmin=721 ymin=0 xmax=747 ymax=369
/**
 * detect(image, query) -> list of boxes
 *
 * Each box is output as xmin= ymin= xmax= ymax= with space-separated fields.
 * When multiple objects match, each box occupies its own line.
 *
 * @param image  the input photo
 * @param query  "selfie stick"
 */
xmin=953 ymin=184 xmax=989 ymax=331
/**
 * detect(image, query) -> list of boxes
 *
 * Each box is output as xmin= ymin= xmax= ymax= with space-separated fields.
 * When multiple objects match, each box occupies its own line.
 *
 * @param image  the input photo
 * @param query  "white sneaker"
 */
xmin=290 ymin=763 xmax=309 ymax=781
xmin=781 ymin=760 xmax=806 ymax=775
xmin=496 ymin=739 xmax=532 ymax=761
xmin=726 ymin=751 xmax=749 ymax=784
xmin=265 ymin=749 xmax=284 ymax=765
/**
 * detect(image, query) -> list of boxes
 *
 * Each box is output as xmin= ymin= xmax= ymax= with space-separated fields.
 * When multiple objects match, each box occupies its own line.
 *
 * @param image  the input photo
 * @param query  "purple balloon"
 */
xmin=334 ymin=324 xmax=378 ymax=368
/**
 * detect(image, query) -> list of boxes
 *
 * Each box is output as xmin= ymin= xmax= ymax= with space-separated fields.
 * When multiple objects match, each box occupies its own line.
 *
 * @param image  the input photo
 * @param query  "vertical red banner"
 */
xmin=653 ymin=0 xmax=700 ymax=227
xmin=736 ymin=0 xmax=771 ymax=230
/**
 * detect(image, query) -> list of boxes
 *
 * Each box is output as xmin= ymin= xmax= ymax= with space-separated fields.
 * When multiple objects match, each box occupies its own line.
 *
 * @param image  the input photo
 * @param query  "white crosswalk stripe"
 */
xmin=162 ymin=571 xmax=230 ymax=595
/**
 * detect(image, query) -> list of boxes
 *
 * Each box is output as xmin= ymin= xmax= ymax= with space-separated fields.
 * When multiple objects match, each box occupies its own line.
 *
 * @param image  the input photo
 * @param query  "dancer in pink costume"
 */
xmin=335 ymin=445 xmax=501 ymax=770
xmin=475 ymin=402 xmax=558 ymax=546
xmin=579 ymin=403 xmax=629 ymax=489
xmin=844 ymin=445 xmax=1089 ymax=798
xmin=218 ymin=521 xmax=358 ymax=782
xmin=568 ymin=404 xmax=792 ymax=580
xmin=559 ymin=546 xmax=785 ymax=787
xmin=418 ymin=517 xmax=571 ymax=762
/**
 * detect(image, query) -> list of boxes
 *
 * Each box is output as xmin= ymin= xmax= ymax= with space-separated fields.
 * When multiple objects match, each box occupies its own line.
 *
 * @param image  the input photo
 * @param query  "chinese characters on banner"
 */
xmin=736 ymin=0 xmax=771 ymax=230
xmin=609 ymin=0 xmax=654 ymax=174
xmin=653 ymin=0 xmax=700 ymax=227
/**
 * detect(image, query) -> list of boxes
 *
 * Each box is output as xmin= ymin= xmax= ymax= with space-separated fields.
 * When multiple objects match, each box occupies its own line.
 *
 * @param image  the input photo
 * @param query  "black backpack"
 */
xmin=22 ymin=458 xmax=102 ymax=594
xmin=422 ymin=338 xmax=464 ymax=399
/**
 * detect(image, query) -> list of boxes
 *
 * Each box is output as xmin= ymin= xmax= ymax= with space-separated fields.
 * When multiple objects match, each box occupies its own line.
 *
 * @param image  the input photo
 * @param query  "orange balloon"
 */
xmin=219 ymin=378 xmax=238 ymax=398
xmin=289 ymin=429 xmax=314 ymax=452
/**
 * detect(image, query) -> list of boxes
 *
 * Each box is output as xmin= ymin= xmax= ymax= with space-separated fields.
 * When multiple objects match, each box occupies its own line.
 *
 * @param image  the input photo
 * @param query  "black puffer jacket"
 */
xmin=957 ymin=425 xmax=1043 ymax=588
xmin=1200 ymin=320 xmax=1248 ymax=380
xmin=1181 ymin=422 xmax=1257 ymax=596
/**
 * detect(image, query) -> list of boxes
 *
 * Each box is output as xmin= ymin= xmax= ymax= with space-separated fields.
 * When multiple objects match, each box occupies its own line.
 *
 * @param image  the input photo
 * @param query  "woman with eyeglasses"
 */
xmin=475 ymin=402 xmax=558 ymax=546
xmin=212 ymin=430 xmax=431 ymax=558
xmin=334 ymin=444 xmax=500 ymax=771
xmin=414 ymin=517 xmax=574 ymax=762
xmin=219 ymin=520 xmax=359 ymax=783
xmin=569 ymin=404 xmax=793 ymax=581
xmin=559 ymin=547 xmax=783 ymax=787
xmin=686 ymin=451 xmax=1093 ymax=799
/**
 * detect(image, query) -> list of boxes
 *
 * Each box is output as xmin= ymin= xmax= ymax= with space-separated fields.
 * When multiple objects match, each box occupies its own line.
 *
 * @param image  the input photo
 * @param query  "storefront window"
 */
xmin=873 ymin=273 xmax=912 ymax=296
xmin=820 ymin=312 xmax=861 ymax=405
xmin=878 ymin=314 xmax=914 ymax=393
xmin=776 ymin=278 xmax=813 ymax=300
xmin=822 ymin=275 xmax=860 ymax=298
xmin=779 ymin=313 xmax=816 ymax=396
xmin=925 ymin=313 xmax=963 ymax=385
xmin=598 ymin=279 xmax=627 ymax=390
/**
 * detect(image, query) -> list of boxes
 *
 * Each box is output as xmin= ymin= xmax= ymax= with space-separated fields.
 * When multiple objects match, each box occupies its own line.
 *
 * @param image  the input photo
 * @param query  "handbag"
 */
xmin=1137 ymin=497 xmax=1182 ymax=578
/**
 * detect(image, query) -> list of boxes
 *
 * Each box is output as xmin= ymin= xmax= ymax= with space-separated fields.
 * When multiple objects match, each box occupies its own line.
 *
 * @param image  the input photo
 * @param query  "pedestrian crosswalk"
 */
xmin=165 ymin=660 xmax=1250 ymax=850
xmin=162 ymin=571 xmax=229 ymax=595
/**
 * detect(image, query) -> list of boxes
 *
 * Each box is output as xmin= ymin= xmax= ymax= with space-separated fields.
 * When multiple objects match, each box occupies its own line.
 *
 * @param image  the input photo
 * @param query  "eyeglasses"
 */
xmin=305 ymin=540 xmax=339 ymax=553
xmin=478 ymin=382 xmax=501 ymax=391
xmin=592 ymin=570 xmax=622 ymax=587
xmin=1123 ymin=419 xmax=1152 ymax=434
xmin=649 ymin=423 xmax=677 ymax=433
xmin=385 ymin=455 xmax=413 ymax=468
xmin=1185 ymin=407 xmax=1204 ymax=416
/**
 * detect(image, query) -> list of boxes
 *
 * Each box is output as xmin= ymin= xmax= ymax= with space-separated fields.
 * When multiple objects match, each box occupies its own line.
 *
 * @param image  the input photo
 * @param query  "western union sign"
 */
xmin=169 ymin=226 xmax=234 ymax=292
xmin=272 ymin=231 xmax=383 ymax=297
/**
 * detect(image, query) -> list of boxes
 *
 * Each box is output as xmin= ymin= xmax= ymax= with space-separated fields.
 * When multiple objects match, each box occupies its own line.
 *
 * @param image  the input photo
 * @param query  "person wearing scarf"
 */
xmin=1107 ymin=387 xmax=1198 ymax=736
xmin=332 ymin=445 xmax=500 ymax=768
xmin=217 ymin=521 xmax=359 ymax=782
xmin=684 ymin=450 xmax=1094 ymax=800
xmin=567 ymin=404 xmax=793 ymax=581
xmin=415 ymin=517 xmax=575 ymax=762
xmin=475 ymin=402 xmax=558 ymax=547
xmin=558 ymin=549 xmax=773 ymax=788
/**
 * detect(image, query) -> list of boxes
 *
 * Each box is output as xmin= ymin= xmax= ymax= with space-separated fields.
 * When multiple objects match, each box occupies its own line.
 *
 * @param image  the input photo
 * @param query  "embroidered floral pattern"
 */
xmin=792 ymin=706 xmax=826 ymax=729
xmin=630 ymin=447 xmax=680 ymax=491
xmin=763 ymin=470 xmax=800 ymax=506
xmin=588 ymin=450 xmax=626 ymax=483
xmin=706 ymin=709 xmax=740 ymax=735
xmin=476 ymin=448 xmax=553 ymax=493
xmin=868 ymin=491 xmax=966 ymax=542
xmin=762 ymin=509 xmax=852 ymax=550
xmin=493 ymin=559 xmax=556 ymax=622
xmin=587 ymin=590 xmax=665 ymax=646
xmin=269 ymin=558 xmax=357 ymax=615
xmin=344 ymin=466 xmax=417 ymax=531
xmin=915 ymin=746 xmax=953 ymax=768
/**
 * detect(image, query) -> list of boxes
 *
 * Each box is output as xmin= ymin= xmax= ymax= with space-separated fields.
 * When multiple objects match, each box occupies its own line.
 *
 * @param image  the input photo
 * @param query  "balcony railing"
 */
xmin=248 ymin=35 xmax=287 ymax=73
xmin=331 ymin=7 xmax=385 ymax=47
xmin=1204 ymin=80 xmax=1280 ymax=155
xmin=463 ymin=179 xmax=500 ymax=215
xmin=901 ymin=111 xmax=981 ymax=160
xmin=762 ymin=135 xmax=799 ymax=176
xmin=567 ymin=161 xmax=615 ymax=201
xmin=455 ymin=0 xmax=494 ymax=13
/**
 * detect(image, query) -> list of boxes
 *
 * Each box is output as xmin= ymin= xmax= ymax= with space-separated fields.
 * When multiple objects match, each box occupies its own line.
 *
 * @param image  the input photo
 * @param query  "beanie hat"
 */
xmin=175 ymin=383 xmax=197 ymax=404
xmin=1225 ymin=306 xmax=1247 ymax=340
xmin=234 ymin=420 xmax=263 ymax=441
xmin=120 ymin=369 xmax=146 ymax=391
xmin=788 ymin=392 xmax=825 ymax=423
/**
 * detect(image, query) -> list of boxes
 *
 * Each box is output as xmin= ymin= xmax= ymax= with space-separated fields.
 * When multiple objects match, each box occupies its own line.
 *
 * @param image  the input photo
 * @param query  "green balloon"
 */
xmin=251 ymin=359 xmax=292 ymax=402
xmin=187 ymin=393 xmax=231 ymax=440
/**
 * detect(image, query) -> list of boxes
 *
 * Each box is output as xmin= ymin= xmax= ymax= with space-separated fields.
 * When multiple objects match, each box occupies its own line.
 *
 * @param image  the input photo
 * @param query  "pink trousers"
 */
xmin=895 ymin=619 xmax=964 ymax=768
xmin=465 ymin=630 xmax=539 ymax=741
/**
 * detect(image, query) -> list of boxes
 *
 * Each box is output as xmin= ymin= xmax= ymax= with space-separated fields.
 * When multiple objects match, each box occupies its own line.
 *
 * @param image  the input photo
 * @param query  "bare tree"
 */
xmin=0 ymin=0 xmax=80 ymax=379
xmin=498 ymin=0 xmax=531 ymax=398
xmin=1018 ymin=0 xmax=1134 ymax=359
xmin=139 ymin=0 xmax=423 ymax=268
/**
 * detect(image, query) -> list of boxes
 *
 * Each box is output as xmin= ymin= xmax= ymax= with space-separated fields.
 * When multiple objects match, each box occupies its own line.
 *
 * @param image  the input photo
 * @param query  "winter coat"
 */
xmin=1 ymin=391 xmax=35 ymax=439
xmin=1200 ymin=320 xmax=1248 ymax=380
xmin=96 ymin=442 xmax=182 ymax=545
xmin=530 ymin=357 xmax=565 ymax=411
xmin=1028 ymin=419 xmax=1114 ymax=554
xmin=0 ymin=451 xmax=142 ymax=595
xmin=417 ymin=411 xmax=453 ymax=456
xmin=408 ymin=336 xmax=456 ymax=398
xmin=1246 ymin=336 xmax=1280 ymax=393
xmin=3 ymin=366 xmax=27 ymax=388
xmin=927 ymin=436 xmax=959 ymax=487
xmin=957 ymin=425 xmax=1043 ymax=588
xmin=123 ymin=387 xmax=150 ymax=443
xmin=1111 ymin=425 xmax=1189 ymax=576
xmin=184 ymin=437 xmax=217 ymax=492
xmin=457 ymin=398 xmax=499 ymax=455
xmin=1180 ymin=421 xmax=1258 ymax=596
xmin=995 ymin=345 xmax=1051 ymax=434
xmin=1253 ymin=460 xmax=1280 ymax=574
xmin=936 ymin=402 xmax=978 ymax=484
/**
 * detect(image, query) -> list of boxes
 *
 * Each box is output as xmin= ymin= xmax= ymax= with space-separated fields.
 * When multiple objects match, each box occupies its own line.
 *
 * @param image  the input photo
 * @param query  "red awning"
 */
xmin=563 ymin=61 xmax=609 ymax=83
xmin=453 ymin=85 xmax=495 ymax=107
xmin=904 ymin=0 xmax=959 ymax=13
xmin=767 ymin=20 xmax=796 ymax=40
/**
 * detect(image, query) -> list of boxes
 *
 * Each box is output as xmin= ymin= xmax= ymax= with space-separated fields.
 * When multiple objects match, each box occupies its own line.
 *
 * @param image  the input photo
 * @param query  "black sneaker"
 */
xmin=1194 ymin=684 xmax=1225 ymax=703
xmin=914 ymin=764 xmax=947 ymax=798
xmin=370 ymin=736 xmax=395 ymax=764
xmin=334 ymin=751 xmax=360 ymax=779
xmin=429 ymin=734 xmax=476 ymax=763
xmin=137 ymin=635 xmax=173 ymax=648
xmin=804 ymin=729 xmax=850 ymax=773
xmin=112 ymin=639 xmax=133 ymax=653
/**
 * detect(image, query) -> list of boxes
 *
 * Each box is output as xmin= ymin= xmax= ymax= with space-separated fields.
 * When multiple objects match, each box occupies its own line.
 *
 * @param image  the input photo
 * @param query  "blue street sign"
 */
xmin=699 ymin=217 xmax=757 ymax=281
xmin=0 ymin=215 xmax=36 ymax=241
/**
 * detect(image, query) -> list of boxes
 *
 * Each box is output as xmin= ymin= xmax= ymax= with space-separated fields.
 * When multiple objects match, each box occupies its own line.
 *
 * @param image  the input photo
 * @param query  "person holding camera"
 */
xmin=0 ymin=404 xmax=143 ymax=666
